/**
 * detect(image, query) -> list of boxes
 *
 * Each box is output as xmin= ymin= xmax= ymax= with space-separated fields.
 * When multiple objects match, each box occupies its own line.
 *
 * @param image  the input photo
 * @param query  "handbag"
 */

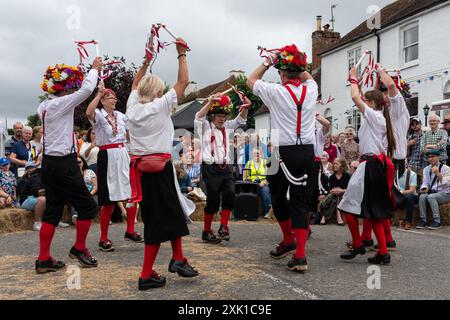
xmin=136 ymin=154 xmax=171 ymax=173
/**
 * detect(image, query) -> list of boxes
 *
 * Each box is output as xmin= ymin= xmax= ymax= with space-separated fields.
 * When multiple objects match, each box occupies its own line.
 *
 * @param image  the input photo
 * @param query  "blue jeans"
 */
xmin=260 ymin=185 xmax=272 ymax=215
xmin=405 ymin=193 xmax=418 ymax=223
xmin=419 ymin=192 xmax=450 ymax=224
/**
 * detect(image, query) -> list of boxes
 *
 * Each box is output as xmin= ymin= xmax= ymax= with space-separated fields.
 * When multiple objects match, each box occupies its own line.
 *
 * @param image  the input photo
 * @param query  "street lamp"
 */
xmin=423 ymin=104 xmax=430 ymax=127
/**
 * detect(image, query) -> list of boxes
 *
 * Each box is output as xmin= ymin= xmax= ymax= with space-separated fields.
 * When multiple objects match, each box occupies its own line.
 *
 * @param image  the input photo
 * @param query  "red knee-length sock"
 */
xmin=171 ymin=237 xmax=184 ymax=261
xmin=279 ymin=220 xmax=295 ymax=245
xmin=100 ymin=204 xmax=115 ymax=242
xmin=203 ymin=213 xmax=215 ymax=232
xmin=382 ymin=219 xmax=394 ymax=243
xmin=141 ymin=244 xmax=161 ymax=279
xmin=293 ymin=228 xmax=308 ymax=259
xmin=126 ymin=205 xmax=138 ymax=234
xmin=75 ymin=219 xmax=92 ymax=251
xmin=345 ymin=214 xmax=363 ymax=249
xmin=220 ymin=210 xmax=232 ymax=227
xmin=38 ymin=222 xmax=56 ymax=261
xmin=361 ymin=219 xmax=373 ymax=241
xmin=370 ymin=220 xmax=388 ymax=255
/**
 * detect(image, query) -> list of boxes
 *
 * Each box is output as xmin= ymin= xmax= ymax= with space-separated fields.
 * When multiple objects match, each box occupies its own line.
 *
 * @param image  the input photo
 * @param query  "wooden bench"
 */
xmin=394 ymin=202 xmax=450 ymax=226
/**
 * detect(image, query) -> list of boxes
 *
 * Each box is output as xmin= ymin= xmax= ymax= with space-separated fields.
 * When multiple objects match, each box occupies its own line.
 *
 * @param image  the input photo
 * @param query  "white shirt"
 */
xmin=359 ymin=105 xmax=387 ymax=156
xmin=194 ymin=115 xmax=246 ymax=164
xmin=315 ymin=121 xmax=328 ymax=159
xmin=80 ymin=142 xmax=99 ymax=166
xmin=389 ymin=93 xmax=410 ymax=160
xmin=38 ymin=70 xmax=98 ymax=157
xmin=126 ymin=88 xmax=178 ymax=156
xmin=90 ymin=108 xmax=128 ymax=146
xmin=253 ymin=79 xmax=318 ymax=146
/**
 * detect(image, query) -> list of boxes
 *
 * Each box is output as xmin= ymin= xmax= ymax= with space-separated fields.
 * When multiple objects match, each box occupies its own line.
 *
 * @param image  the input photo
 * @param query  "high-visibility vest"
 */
xmin=246 ymin=160 xmax=267 ymax=182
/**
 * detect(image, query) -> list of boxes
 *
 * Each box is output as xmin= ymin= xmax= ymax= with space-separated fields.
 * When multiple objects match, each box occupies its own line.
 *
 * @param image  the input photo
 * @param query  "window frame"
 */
xmin=401 ymin=22 xmax=419 ymax=68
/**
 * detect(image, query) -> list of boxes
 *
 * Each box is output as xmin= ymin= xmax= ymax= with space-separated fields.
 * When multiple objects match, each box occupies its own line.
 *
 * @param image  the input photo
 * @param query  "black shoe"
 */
xmin=428 ymin=222 xmax=442 ymax=230
xmin=368 ymin=253 xmax=391 ymax=265
xmin=98 ymin=240 xmax=115 ymax=252
xmin=373 ymin=241 xmax=397 ymax=252
xmin=35 ymin=258 xmax=66 ymax=274
xmin=363 ymin=240 xmax=374 ymax=248
xmin=340 ymin=245 xmax=366 ymax=260
xmin=69 ymin=247 xmax=98 ymax=268
xmin=202 ymin=231 xmax=222 ymax=244
xmin=416 ymin=221 xmax=428 ymax=229
xmin=218 ymin=225 xmax=230 ymax=241
xmin=138 ymin=272 xmax=166 ymax=291
xmin=270 ymin=242 xmax=296 ymax=259
xmin=125 ymin=232 xmax=144 ymax=243
xmin=287 ymin=256 xmax=308 ymax=272
xmin=168 ymin=258 xmax=199 ymax=278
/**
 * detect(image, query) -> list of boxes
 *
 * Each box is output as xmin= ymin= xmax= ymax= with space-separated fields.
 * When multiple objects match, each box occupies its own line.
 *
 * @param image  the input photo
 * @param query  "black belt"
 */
xmin=43 ymin=153 xmax=77 ymax=161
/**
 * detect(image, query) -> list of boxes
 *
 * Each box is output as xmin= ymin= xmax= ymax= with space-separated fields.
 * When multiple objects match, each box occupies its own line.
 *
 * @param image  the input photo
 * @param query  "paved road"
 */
xmin=1 ymin=220 xmax=450 ymax=300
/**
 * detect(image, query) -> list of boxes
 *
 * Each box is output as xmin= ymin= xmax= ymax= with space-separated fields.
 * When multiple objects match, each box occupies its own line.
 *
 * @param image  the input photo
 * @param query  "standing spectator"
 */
xmin=324 ymin=135 xmax=338 ymax=163
xmin=420 ymin=115 xmax=448 ymax=164
xmin=0 ymin=157 xmax=17 ymax=208
xmin=408 ymin=118 xmax=426 ymax=185
xmin=10 ymin=126 xmax=33 ymax=177
xmin=31 ymin=126 xmax=43 ymax=167
xmin=183 ymin=154 xmax=201 ymax=188
xmin=398 ymin=165 xmax=418 ymax=230
xmin=320 ymin=158 xmax=349 ymax=226
xmin=80 ymin=128 xmax=99 ymax=172
xmin=331 ymin=134 xmax=339 ymax=145
xmin=443 ymin=115 xmax=450 ymax=166
xmin=337 ymin=132 xmax=346 ymax=156
xmin=5 ymin=122 xmax=23 ymax=157
xmin=19 ymin=162 xmax=46 ymax=231
xmin=320 ymin=152 xmax=333 ymax=177
xmin=417 ymin=150 xmax=450 ymax=230
xmin=341 ymin=127 xmax=360 ymax=166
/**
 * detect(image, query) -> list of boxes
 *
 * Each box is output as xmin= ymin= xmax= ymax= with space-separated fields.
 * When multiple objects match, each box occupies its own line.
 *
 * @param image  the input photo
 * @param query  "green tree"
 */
xmin=27 ymin=114 xmax=41 ymax=128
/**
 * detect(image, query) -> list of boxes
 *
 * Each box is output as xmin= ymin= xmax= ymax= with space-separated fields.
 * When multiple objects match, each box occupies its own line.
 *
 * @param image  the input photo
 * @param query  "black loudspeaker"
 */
xmin=234 ymin=182 xmax=259 ymax=221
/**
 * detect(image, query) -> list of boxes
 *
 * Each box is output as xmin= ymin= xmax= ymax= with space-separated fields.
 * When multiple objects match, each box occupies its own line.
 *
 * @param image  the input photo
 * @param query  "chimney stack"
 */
xmin=316 ymin=16 xmax=322 ymax=31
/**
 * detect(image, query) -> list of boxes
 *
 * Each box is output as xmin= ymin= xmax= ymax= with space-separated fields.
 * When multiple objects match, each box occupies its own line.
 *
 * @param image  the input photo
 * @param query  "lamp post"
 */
xmin=423 ymin=104 xmax=430 ymax=127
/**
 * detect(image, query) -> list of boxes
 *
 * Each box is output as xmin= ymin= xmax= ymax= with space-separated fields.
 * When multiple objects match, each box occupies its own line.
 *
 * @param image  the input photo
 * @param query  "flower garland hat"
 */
xmin=208 ymin=95 xmax=233 ymax=115
xmin=273 ymin=44 xmax=308 ymax=72
xmin=40 ymin=64 xmax=84 ymax=95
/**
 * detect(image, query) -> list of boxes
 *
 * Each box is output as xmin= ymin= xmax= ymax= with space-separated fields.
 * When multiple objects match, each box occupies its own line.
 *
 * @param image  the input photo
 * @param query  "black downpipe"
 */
xmin=376 ymin=31 xmax=381 ymax=63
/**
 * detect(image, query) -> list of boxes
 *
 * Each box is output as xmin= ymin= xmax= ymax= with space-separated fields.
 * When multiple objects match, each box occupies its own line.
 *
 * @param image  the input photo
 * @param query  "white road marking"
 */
xmin=260 ymin=271 xmax=320 ymax=300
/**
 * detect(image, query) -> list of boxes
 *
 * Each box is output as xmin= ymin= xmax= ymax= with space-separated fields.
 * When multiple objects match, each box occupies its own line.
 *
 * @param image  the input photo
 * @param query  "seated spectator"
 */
xmin=417 ymin=150 xmax=450 ymax=230
xmin=0 ymin=157 xmax=17 ymax=209
xmin=398 ymin=164 xmax=418 ymax=230
xmin=18 ymin=162 xmax=46 ymax=231
xmin=9 ymin=126 xmax=33 ymax=177
xmin=319 ymin=159 xmax=349 ymax=226
xmin=80 ymin=127 xmax=99 ymax=172
xmin=341 ymin=128 xmax=360 ymax=166
xmin=244 ymin=149 xmax=272 ymax=219
xmin=349 ymin=161 xmax=360 ymax=175
xmin=320 ymin=152 xmax=333 ymax=177
xmin=324 ymin=135 xmax=338 ymax=163
xmin=183 ymin=153 xmax=201 ymax=188
xmin=175 ymin=163 xmax=193 ymax=194
xmin=71 ymin=156 xmax=98 ymax=224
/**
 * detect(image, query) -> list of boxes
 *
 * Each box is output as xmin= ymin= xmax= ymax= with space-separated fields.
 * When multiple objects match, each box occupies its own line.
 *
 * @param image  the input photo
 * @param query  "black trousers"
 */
xmin=202 ymin=164 xmax=235 ymax=215
xmin=41 ymin=154 xmax=98 ymax=226
xmin=267 ymin=145 xmax=315 ymax=230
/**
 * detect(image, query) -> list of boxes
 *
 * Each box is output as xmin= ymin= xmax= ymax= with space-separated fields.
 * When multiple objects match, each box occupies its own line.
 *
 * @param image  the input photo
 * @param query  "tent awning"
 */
xmin=431 ymin=99 xmax=450 ymax=112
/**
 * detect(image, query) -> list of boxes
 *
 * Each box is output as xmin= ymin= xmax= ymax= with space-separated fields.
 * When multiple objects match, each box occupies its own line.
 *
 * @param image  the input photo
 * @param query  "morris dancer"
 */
xmin=127 ymin=38 xmax=199 ymax=291
xmin=248 ymin=44 xmax=318 ymax=272
xmin=360 ymin=67 xmax=409 ymax=252
xmin=338 ymin=67 xmax=396 ymax=265
xmin=35 ymin=58 xmax=102 ymax=274
xmin=86 ymin=83 xmax=139 ymax=253
xmin=195 ymin=91 xmax=250 ymax=244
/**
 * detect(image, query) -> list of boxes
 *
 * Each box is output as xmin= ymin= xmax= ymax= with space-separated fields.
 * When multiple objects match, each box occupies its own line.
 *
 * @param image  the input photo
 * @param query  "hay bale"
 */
xmin=189 ymin=201 xmax=220 ymax=222
xmin=394 ymin=201 xmax=450 ymax=226
xmin=0 ymin=208 xmax=34 ymax=234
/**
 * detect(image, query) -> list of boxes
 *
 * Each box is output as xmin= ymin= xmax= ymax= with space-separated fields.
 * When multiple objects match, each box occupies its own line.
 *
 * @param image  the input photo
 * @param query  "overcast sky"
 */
xmin=0 ymin=0 xmax=393 ymax=127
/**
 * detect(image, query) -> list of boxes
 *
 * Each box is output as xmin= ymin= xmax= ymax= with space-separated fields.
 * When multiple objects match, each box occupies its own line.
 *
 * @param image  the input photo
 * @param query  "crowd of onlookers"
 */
xmin=3 ymin=115 xmax=450 ymax=230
